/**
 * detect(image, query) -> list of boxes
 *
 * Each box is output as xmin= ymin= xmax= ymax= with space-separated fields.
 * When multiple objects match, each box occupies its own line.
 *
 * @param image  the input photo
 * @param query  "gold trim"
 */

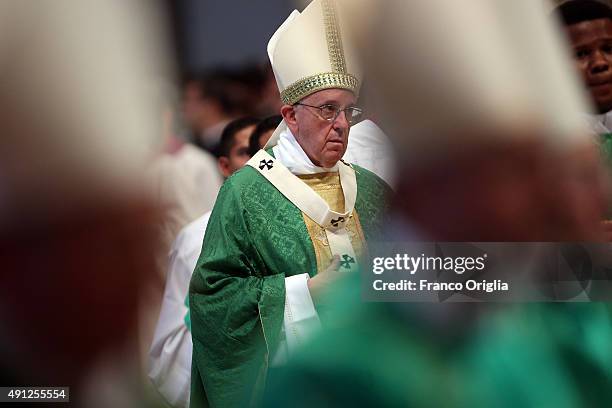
xmin=302 ymin=210 xmax=367 ymax=273
xmin=322 ymin=0 xmax=347 ymax=74
xmin=297 ymin=172 xmax=366 ymax=273
xmin=281 ymin=72 xmax=358 ymax=105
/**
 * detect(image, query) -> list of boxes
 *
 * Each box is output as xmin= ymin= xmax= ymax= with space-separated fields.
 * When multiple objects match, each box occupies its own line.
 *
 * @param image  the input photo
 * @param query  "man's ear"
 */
xmin=218 ymin=157 xmax=232 ymax=178
xmin=281 ymin=104 xmax=299 ymax=135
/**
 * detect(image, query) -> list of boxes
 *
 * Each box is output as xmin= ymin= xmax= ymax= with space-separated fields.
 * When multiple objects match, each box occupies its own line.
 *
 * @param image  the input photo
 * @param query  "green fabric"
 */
xmin=189 ymin=161 xmax=390 ymax=408
xmin=600 ymin=133 xmax=612 ymax=167
xmin=264 ymin=274 xmax=612 ymax=407
xmin=599 ymin=133 xmax=612 ymax=218
xmin=184 ymin=294 xmax=191 ymax=332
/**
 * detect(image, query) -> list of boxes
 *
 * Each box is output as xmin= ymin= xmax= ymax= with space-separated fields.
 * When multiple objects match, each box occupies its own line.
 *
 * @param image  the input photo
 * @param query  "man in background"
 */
xmin=248 ymin=115 xmax=283 ymax=156
xmin=181 ymin=71 xmax=244 ymax=153
xmin=555 ymin=1 xmax=612 ymax=127
xmin=149 ymin=86 xmax=223 ymax=261
xmin=182 ymin=68 xmax=277 ymax=154
xmin=554 ymin=0 xmax=612 ymax=223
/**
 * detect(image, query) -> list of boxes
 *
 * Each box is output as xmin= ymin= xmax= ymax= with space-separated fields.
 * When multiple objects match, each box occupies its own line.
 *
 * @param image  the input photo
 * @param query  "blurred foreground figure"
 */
xmin=265 ymin=0 xmax=612 ymax=407
xmin=0 ymin=1 xmax=170 ymax=407
xmin=348 ymin=0 xmax=606 ymax=241
xmin=148 ymin=117 xmax=260 ymax=407
xmin=189 ymin=1 xmax=390 ymax=406
xmin=343 ymin=119 xmax=396 ymax=188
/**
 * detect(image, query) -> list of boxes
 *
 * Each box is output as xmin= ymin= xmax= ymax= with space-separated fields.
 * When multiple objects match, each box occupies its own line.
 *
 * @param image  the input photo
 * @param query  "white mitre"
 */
xmin=265 ymin=0 xmax=362 ymax=147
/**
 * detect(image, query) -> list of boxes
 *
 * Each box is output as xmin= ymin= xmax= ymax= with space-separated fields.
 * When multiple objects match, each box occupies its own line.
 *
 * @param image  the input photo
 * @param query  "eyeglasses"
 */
xmin=294 ymin=103 xmax=363 ymax=125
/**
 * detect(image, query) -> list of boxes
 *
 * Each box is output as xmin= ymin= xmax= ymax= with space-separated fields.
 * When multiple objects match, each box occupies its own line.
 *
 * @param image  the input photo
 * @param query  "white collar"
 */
xmin=585 ymin=111 xmax=612 ymax=134
xmin=272 ymin=127 xmax=339 ymax=175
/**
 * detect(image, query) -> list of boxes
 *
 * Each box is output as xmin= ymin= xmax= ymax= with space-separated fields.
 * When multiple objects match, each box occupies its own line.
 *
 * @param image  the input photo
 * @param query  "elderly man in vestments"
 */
xmin=188 ymin=1 xmax=390 ymax=407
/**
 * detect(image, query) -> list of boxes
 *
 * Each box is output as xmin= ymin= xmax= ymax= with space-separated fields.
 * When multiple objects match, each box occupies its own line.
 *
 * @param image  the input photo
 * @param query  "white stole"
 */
xmin=247 ymin=129 xmax=359 ymax=272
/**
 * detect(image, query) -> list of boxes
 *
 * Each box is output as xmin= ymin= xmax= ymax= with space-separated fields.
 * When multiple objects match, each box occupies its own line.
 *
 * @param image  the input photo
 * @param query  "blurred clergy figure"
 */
xmin=188 ymin=0 xmax=390 ymax=406
xmin=343 ymin=119 xmax=395 ymax=188
xmin=0 ymin=0 xmax=172 ymax=406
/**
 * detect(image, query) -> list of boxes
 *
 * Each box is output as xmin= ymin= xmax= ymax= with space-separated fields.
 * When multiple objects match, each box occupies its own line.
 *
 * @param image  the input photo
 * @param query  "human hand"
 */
xmin=307 ymin=255 xmax=342 ymax=307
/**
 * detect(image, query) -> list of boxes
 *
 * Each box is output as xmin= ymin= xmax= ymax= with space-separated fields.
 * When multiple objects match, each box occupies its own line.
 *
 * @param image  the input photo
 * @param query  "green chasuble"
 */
xmin=189 ymin=160 xmax=390 ymax=408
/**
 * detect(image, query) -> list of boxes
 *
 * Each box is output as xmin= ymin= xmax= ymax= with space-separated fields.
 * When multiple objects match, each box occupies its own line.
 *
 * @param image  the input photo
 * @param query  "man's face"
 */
xmin=285 ymin=88 xmax=356 ymax=168
xmin=219 ymin=125 xmax=255 ymax=177
xmin=567 ymin=18 xmax=612 ymax=113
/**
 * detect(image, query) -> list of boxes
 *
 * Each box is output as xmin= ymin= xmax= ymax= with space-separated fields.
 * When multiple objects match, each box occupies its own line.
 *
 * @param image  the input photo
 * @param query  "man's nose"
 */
xmin=591 ymin=50 xmax=610 ymax=74
xmin=332 ymin=109 xmax=350 ymax=130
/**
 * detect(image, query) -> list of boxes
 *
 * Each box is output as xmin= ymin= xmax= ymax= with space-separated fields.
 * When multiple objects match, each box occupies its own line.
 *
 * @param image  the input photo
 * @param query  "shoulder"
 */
xmin=211 ymin=165 xmax=276 ymax=213
xmin=222 ymin=164 xmax=264 ymax=192
xmin=348 ymin=162 xmax=392 ymax=234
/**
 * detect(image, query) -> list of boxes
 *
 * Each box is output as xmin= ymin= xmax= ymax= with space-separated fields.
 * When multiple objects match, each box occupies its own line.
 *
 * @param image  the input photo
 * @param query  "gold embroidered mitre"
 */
xmin=267 ymin=0 xmax=361 ymax=106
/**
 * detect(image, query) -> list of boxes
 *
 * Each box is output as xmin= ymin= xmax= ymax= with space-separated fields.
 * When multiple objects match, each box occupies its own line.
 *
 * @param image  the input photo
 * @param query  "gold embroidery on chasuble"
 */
xmin=297 ymin=172 xmax=366 ymax=272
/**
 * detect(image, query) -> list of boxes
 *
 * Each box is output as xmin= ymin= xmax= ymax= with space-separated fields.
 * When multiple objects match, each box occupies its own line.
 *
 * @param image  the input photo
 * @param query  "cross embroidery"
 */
xmin=340 ymin=254 xmax=355 ymax=270
xmin=331 ymin=217 xmax=346 ymax=228
xmin=259 ymin=159 xmax=274 ymax=170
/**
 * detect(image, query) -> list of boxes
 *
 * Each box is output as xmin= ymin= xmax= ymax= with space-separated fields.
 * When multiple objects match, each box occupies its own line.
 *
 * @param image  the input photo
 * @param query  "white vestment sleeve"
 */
xmin=148 ymin=245 xmax=193 ymax=408
xmin=148 ymin=212 xmax=210 ymax=408
xmin=282 ymin=273 xmax=321 ymax=354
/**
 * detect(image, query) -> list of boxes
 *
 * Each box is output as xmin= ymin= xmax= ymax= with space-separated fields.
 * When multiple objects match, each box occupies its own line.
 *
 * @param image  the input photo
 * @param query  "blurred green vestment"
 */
xmin=263 ymin=276 xmax=612 ymax=407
